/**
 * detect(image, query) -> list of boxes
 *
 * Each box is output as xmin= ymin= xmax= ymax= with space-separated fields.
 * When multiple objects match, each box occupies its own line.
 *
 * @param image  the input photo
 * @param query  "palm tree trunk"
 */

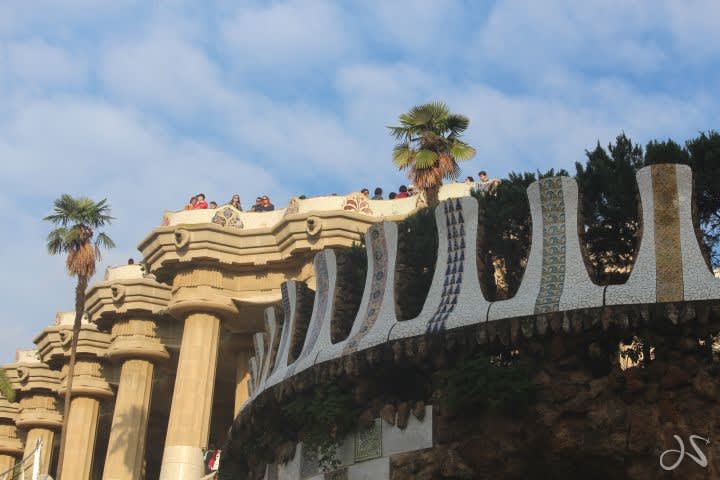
xmin=424 ymin=184 xmax=441 ymax=208
xmin=55 ymin=274 xmax=87 ymax=480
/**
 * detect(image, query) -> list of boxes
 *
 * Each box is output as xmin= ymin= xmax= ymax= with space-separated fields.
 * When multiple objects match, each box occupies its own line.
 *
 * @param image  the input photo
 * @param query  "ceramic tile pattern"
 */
xmin=343 ymin=226 xmax=387 ymax=355
xmin=652 ymin=164 xmax=684 ymax=303
xmin=427 ymin=198 xmax=465 ymax=333
xmin=210 ymin=206 xmax=244 ymax=228
xmin=300 ymin=444 xmax=319 ymax=478
xmin=324 ymin=468 xmax=348 ymax=480
xmin=534 ymin=177 xmax=567 ymax=314
xmin=354 ymin=418 xmax=382 ymax=462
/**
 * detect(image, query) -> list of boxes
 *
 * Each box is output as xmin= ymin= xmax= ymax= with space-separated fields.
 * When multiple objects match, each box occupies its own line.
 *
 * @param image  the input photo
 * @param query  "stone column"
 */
xmin=0 ymin=398 xmax=23 ymax=478
xmin=103 ymin=318 xmax=168 ymax=480
xmin=234 ymin=350 xmax=251 ymax=416
xmin=159 ymin=312 xmax=221 ymax=480
xmin=5 ymin=349 xmax=63 ymax=477
xmin=35 ymin=318 xmax=112 ymax=480
xmin=16 ymin=393 xmax=62 ymax=475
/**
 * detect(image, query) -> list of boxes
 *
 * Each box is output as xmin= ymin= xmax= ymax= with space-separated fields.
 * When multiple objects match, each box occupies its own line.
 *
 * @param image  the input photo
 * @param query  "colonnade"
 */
xmin=0 ymin=265 xmax=258 ymax=480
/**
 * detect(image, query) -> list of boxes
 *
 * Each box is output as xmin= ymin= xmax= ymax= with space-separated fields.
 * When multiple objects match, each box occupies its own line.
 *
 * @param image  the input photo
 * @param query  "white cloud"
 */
xmin=1 ymin=39 xmax=88 ymax=88
xmin=221 ymin=0 xmax=351 ymax=71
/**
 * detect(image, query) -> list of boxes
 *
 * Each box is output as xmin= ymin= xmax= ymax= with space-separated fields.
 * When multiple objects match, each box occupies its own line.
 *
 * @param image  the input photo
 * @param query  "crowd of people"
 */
xmin=183 ymin=193 xmax=276 ymax=212
xmin=179 ymin=171 xmax=500 ymax=212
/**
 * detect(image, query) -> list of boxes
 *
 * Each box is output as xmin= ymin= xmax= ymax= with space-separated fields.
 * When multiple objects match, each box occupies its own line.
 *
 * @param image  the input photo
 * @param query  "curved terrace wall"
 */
xmin=223 ymin=164 xmax=720 ymax=479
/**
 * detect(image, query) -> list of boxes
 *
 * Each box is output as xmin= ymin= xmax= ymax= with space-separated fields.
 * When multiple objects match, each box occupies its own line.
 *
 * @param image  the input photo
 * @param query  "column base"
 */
xmin=159 ymin=445 xmax=204 ymax=480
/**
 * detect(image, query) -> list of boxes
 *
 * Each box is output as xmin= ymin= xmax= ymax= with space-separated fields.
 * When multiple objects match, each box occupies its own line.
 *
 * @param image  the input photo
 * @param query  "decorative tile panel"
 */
xmin=211 ymin=206 xmax=244 ymax=228
xmin=301 ymin=444 xmax=319 ymax=478
xmin=427 ymin=198 xmax=465 ymax=333
xmin=342 ymin=194 xmax=373 ymax=215
xmin=652 ymin=164 xmax=683 ymax=302
xmin=534 ymin=177 xmax=567 ymax=314
xmin=324 ymin=467 xmax=348 ymax=480
xmin=343 ymin=226 xmax=387 ymax=355
xmin=354 ymin=418 xmax=382 ymax=462
xmin=286 ymin=253 xmax=330 ymax=378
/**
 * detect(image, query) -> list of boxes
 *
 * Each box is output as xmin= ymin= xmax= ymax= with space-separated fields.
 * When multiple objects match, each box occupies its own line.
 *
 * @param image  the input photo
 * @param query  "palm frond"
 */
xmin=392 ymin=144 xmax=414 ymax=169
xmin=46 ymin=228 xmax=70 ymax=255
xmin=94 ymin=232 xmax=116 ymax=260
xmin=450 ymin=141 xmax=477 ymax=161
xmin=414 ymin=149 xmax=439 ymax=169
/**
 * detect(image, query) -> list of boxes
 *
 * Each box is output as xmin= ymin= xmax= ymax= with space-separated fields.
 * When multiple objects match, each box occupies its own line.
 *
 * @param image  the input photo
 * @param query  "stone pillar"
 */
xmin=5 ymin=349 xmax=63 ymax=477
xmin=0 ymin=454 xmax=15 ymax=476
xmin=234 ymin=350 xmax=251 ymax=416
xmin=159 ymin=312 xmax=221 ymax=480
xmin=0 ymin=398 xmax=23 ymax=479
xmin=103 ymin=318 xmax=168 ymax=480
xmin=62 ymin=394 xmax=101 ymax=479
xmin=16 ymin=393 xmax=62 ymax=475
xmin=22 ymin=427 xmax=54 ymax=474
xmin=34 ymin=319 xmax=112 ymax=480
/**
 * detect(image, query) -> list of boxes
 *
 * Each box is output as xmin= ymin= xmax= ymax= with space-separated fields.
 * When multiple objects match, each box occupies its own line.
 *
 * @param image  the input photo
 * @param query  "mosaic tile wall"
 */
xmin=426 ymin=198 xmax=466 ymax=333
xmin=534 ymin=177 xmax=567 ymax=314
xmin=343 ymin=225 xmax=388 ymax=355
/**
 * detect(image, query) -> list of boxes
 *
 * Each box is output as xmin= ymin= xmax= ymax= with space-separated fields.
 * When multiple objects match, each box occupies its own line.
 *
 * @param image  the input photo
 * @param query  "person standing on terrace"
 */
xmin=184 ymin=196 xmax=197 ymax=210
xmin=257 ymin=195 xmax=275 ymax=211
xmin=195 ymin=193 xmax=208 ymax=209
xmin=475 ymin=171 xmax=501 ymax=196
xmin=228 ymin=194 xmax=243 ymax=211
xmin=250 ymin=197 xmax=262 ymax=212
xmin=361 ymin=188 xmax=369 ymax=197
xmin=372 ymin=187 xmax=383 ymax=200
xmin=396 ymin=185 xmax=409 ymax=198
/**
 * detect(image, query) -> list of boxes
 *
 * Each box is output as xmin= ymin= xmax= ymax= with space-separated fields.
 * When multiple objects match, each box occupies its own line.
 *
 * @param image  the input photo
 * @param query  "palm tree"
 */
xmin=389 ymin=102 xmax=476 ymax=206
xmin=44 ymin=195 xmax=114 ymax=479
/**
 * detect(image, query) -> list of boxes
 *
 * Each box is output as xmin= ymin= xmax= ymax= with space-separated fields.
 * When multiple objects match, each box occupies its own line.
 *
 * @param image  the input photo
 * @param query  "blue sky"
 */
xmin=1 ymin=0 xmax=719 ymax=361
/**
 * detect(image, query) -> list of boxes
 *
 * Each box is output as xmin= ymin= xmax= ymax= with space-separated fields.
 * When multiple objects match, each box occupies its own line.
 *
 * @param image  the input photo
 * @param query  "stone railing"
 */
xmin=159 ymin=183 xmax=473 ymax=229
xmin=243 ymin=164 xmax=720 ymax=404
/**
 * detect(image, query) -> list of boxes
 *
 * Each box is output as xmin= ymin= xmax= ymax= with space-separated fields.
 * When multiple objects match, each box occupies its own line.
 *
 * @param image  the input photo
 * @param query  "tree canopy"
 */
xmin=389 ymin=102 xmax=476 ymax=206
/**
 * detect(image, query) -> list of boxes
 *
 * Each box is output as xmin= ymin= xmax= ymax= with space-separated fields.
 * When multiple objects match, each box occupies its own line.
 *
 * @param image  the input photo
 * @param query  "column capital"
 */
xmin=4 ymin=349 xmax=63 ymax=431
xmin=33 ymin=315 xmax=113 ymax=399
xmin=0 ymin=398 xmax=23 ymax=456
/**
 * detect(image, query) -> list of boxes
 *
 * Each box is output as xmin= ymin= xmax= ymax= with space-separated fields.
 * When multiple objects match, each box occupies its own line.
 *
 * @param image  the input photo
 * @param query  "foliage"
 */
xmin=0 ymin=369 xmax=14 ymax=403
xmin=396 ymin=207 xmax=438 ymax=319
xmin=442 ymin=351 xmax=536 ymax=415
xmin=474 ymin=169 xmax=568 ymax=299
xmin=333 ymin=241 xmax=368 ymax=342
xmin=389 ymin=102 xmax=476 ymax=206
xmin=575 ymin=134 xmax=644 ymax=283
xmin=282 ymin=383 xmax=360 ymax=471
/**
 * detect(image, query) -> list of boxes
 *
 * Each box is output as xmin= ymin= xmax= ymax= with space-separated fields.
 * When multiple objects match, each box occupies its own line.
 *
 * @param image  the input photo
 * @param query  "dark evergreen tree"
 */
xmin=575 ymin=134 xmax=644 ymax=284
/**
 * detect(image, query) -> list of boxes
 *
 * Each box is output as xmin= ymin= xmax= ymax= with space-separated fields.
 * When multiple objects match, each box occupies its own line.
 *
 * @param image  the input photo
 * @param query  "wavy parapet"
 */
xmin=246 ymin=164 xmax=720 ymax=403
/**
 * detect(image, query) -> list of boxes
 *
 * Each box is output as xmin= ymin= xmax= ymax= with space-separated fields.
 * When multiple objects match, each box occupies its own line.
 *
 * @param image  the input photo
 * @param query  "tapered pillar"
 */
xmin=0 ymin=398 xmax=23 ymax=479
xmin=6 ymin=349 xmax=63 ymax=477
xmin=100 ymin=315 xmax=169 ymax=480
xmin=0 ymin=454 xmax=15 ymax=477
xmin=61 ymin=395 xmax=100 ymax=479
xmin=34 ymin=316 xmax=113 ymax=480
xmin=234 ymin=350 xmax=251 ymax=416
xmin=160 ymin=312 xmax=221 ymax=480
xmin=23 ymin=427 xmax=54 ymax=475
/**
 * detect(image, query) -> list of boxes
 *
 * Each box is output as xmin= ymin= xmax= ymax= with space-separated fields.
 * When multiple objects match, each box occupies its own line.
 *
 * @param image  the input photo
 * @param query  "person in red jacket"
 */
xmin=195 ymin=193 xmax=209 ymax=209
xmin=396 ymin=185 xmax=409 ymax=198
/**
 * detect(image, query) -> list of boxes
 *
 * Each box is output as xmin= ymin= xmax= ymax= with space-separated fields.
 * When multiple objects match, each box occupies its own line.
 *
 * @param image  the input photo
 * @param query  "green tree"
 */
xmin=475 ymin=169 xmax=568 ymax=299
xmin=44 ymin=195 xmax=115 ymax=479
xmin=389 ymin=102 xmax=476 ymax=206
xmin=0 ymin=369 xmax=14 ymax=403
xmin=576 ymin=134 xmax=644 ymax=283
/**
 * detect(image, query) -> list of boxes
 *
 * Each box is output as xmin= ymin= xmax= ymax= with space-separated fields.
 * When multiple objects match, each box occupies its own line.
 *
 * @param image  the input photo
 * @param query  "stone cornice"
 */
xmin=138 ymin=209 xmax=392 ymax=283
xmin=85 ymin=276 xmax=171 ymax=323
xmin=4 ymin=349 xmax=60 ymax=394
xmin=34 ymin=322 xmax=111 ymax=367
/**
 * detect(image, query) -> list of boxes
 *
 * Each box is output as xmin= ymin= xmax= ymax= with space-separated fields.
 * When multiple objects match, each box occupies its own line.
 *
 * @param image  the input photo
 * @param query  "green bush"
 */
xmin=442 ymin=352 xmax=536 ymax=415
